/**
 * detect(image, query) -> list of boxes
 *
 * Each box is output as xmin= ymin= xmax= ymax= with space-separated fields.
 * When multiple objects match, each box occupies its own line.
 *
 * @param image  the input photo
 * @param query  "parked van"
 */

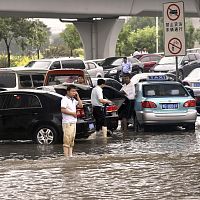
xmin=25 ymin=57 xmax=85 ymax=70
xmin=0 ymin=67 xmax=47 ymax=90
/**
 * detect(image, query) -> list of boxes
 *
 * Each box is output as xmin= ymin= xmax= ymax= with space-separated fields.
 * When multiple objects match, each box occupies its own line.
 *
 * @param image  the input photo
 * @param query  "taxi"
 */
xmin=134 ymin=75 xmax=197 ymax=131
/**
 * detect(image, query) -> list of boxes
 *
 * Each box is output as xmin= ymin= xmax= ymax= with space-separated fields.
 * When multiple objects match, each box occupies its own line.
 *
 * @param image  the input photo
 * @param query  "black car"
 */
xmin=44 ymin=83 xmax=127 ymax=133
xmin=0 ymin=90 xmax=95 ymax=144
xmin=91 ymin=78 xmax=122 ymax=91
xmin=100 ymin=56 xmax=144 ymax=82
xmin=152 ymin=53 xmax=200 ymax=80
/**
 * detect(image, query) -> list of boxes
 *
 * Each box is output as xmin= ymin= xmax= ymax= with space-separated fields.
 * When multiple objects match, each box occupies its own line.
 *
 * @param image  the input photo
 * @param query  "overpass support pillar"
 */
xmin=74 ymin=18 xmax=125 ymax=60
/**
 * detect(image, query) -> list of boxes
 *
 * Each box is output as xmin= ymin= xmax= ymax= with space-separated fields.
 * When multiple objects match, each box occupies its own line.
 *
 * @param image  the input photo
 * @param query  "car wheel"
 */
xmin=34 ymin=125 xmax=58 ymax=145
xmin=178 ymin=70 xmax=184 ymax=80
xmin=185 ymin=123 xmax=195 ymax=132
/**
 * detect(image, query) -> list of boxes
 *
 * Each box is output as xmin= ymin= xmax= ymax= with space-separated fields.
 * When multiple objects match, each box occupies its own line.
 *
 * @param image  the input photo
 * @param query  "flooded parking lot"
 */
xmin=0 ymin=126 xmax=200 ymax=199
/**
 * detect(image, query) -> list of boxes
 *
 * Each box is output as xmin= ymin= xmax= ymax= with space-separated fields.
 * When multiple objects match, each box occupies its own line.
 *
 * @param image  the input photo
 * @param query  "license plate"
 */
xmin=193 ymin=82 xmax=200 ymax=87
xmin=89 ymin=123 xmax=94 ymax=130
xmin=162 ymin=103 xmax=178 ymax=109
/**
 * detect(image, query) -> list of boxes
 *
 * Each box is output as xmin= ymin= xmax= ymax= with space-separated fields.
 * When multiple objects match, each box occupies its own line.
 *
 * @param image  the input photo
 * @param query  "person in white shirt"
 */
xmin=91 ymin=79 xmax=111 ymax=138
xmin=119 ymin=73 xmax=136 ymax=131
xmin=121 ymin=57 xmax=132 ymax=74
xmin=61 ymin=85 xmax=83 ymax=157
xmin=133 ymin=48 xmax=141 ymax=57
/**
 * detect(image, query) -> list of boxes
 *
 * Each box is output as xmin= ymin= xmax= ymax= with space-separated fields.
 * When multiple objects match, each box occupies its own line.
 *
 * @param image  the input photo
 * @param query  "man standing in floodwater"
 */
xmin=61 ymin=85 xmax=83 ymax=157
xmin=91 ymin=79 xmax=111 ymax=138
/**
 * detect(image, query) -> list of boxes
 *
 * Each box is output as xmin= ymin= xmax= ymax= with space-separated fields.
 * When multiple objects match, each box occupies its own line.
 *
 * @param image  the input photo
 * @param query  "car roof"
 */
xmin=0 ymin=67 xmax=48 ymax=73
xmin=32 ymin=57 xmax=84 ymax=62
xmin=0 ymin=89 xmax=63 ymax=97
xmin=138 ymin=80 xmax=181 ymax=85
xmin=131 ymin=72 xmax=177 ymax=84
xmin=46 ymin=69 xmax=87 ymax=75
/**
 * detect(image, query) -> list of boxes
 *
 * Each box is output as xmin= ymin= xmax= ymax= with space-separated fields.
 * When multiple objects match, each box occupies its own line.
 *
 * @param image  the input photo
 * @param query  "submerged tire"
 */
xmin=34 ymin=125 xmax=58 ymax=145
xmin=185 ymin=123 xmax=195 ymax=132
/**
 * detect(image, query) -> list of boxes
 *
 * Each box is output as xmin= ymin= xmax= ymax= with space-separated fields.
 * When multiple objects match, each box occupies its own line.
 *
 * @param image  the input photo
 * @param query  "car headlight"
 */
xmin=109 ymin=69 xmax=118 ymax=74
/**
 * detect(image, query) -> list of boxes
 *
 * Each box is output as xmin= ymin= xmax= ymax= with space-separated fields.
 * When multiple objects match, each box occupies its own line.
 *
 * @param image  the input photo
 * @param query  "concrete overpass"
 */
xmin=0 ymin=0 xmax=200 ymax=59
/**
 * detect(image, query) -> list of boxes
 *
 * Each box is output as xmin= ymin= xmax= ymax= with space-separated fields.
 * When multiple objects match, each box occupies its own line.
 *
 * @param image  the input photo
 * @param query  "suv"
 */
xmin=25 ymin=57 xmax=85 ymax=70
xmin=0 ymin=67 xmax=47 ymax=91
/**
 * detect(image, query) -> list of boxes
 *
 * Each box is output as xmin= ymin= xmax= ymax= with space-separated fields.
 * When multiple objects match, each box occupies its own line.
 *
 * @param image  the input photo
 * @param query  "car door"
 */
xmin=0 ymin=93 xmax=9 ymax=138
xmin=102 ymin=86 xmax=127 ymax=109
xmin=49 ymin=61 xmax=61 ymax=70
xmin=2 ymin=93 xmax=42 ymax=140
xmin=86 ymin=62 xmax=97 ymax=78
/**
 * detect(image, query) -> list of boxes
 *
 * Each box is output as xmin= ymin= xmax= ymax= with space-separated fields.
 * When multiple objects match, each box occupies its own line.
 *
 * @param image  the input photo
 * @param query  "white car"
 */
xmin=84 ymin=60 xmax=104 ymax=78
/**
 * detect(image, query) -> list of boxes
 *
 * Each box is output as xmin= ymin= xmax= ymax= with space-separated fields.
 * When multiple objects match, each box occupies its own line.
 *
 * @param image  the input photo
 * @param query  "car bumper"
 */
xmin=106 ymin=115 xmax=119 ymax=131
xmin=136 ymin=110 xmax=197 ymax=125
xmin=76 ymin=119 xmax=96 ymax=139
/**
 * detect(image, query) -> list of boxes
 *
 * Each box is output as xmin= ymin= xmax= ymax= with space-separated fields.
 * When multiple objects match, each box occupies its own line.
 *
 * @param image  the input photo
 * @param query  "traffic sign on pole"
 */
xmin=163 ymin=1 xmax=186 ymax=56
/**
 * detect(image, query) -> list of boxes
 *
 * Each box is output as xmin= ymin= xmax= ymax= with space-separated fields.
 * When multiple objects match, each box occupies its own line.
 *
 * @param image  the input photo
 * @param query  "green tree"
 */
xmin=60 ymin=24 xmax=82 ymax=56
xmin=0 ymin=17 xmax=31 ymax=67
xmin=129 ymin=26 xmax=156 ymax=54
xmin=185 ymin=19 xmax=195 ymax=49
xmin=27 ymin=20 xmax=50 ymax=59
xmin=127 ymin=17 xmax=156 ymax=31
xmin=116 ymin=24 xmax=132 ymax=56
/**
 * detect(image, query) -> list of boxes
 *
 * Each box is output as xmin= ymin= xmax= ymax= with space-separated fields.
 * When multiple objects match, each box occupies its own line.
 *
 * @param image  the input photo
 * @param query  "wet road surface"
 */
xmin=0 ymin=126 xmax=200 ymax=199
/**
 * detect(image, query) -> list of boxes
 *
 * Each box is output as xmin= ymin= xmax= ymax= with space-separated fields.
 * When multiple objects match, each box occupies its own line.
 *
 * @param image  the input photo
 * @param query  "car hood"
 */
xmin=154 ymin=64 xmax=179 ymax=71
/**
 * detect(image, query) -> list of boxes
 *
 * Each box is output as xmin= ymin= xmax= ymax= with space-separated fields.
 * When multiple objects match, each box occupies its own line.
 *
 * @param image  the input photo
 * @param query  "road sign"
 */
xmin=163 ymin=1 xmax=185 ymax=56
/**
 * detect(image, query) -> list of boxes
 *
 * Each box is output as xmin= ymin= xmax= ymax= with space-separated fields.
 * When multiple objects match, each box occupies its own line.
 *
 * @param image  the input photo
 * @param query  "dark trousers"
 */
xmin=93 ymin=106 xmax=107 ymax=131
xmin=118 ymin=99 xmax=135 ymax=120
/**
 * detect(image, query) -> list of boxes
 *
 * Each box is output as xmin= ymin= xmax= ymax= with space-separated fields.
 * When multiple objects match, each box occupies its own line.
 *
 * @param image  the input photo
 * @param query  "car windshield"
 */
xmin=0 ymin=73 xmax=16 ymax=88
xmin=111 ymin=58 xmax=123 ymax=66
xmin=187 ymin=69 xmax=200 ymax=79
xmin=26 ymin=61 xmax=51 ymax=69
xmin=158 ymin=56 xmax=183 ymax=65
xmin=143 ymin=84 xmax=188 ymax=97
xmin=100 ymin=57 xmax=122 ymax=69
xmin=47 ymin=74 xmax=80 ymax=85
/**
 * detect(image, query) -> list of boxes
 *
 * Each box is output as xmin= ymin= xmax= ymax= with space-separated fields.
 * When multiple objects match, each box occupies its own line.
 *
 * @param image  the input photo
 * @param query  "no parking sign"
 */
xmin=163 ymin=1 xmax=186 ymax=56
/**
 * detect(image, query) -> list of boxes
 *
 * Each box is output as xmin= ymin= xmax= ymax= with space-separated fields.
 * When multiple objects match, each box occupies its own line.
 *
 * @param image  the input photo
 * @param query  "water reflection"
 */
xmin=0 ymin=128 xmax=200 ymax=199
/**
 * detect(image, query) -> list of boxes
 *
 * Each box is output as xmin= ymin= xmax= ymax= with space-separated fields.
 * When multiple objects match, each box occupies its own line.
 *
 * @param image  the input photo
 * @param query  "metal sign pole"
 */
xmin=175 ymin=56 xmax=179 ymax=81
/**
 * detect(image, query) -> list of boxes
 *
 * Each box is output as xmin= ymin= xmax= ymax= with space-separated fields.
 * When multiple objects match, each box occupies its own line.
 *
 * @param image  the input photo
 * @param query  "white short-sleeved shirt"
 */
xmin=91 ymin=85 xmax=103 ymax=107
xmin=61 ymin=96 xmax=78 ymax=123
xmin=121 ymin=82 xmax=135 ymax=100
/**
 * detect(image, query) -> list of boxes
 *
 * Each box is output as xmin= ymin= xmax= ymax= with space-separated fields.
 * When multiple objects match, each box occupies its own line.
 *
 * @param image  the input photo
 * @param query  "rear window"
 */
xmin=47 ymin=74 xmax=79 ymax=85
xmin=61 ymin=60 xmax=85 ymax=69
xmin=143 ymin=84 xmax=188 ymax=97
xmin=27 ymin=61 xmax=51 ymax=69
xmin=0 ymin=73 xmax=16 ymax=88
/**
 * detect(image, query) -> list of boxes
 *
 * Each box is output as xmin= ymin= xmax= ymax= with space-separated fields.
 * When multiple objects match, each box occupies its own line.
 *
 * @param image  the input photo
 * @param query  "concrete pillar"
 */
xmin=74 ymin=18 xmax=125 ymax=60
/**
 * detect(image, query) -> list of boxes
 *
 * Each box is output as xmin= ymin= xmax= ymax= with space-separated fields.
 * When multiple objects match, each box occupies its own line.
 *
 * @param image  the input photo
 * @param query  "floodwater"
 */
xmin=0 ymin=127 xmax=200 ymax=199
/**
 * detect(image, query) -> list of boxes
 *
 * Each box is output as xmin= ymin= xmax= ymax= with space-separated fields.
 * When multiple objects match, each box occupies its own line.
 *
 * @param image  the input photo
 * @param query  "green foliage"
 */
xmin=0 ymin=55 xmax=35 ymax=68
xmin=185 ymin=19 xmax=195 ymax=49
xmin=116 ymin=17 xmax=198 ymax=56
xmin=0 ymin=17 xmax=50 ymax=67
xmin=60 ymin=24 xmax=82 ymax=56
xmin=127 ymin=17 xmax=156 ymax=31
xmin=42 ymin=45 xmax=70 ymax=58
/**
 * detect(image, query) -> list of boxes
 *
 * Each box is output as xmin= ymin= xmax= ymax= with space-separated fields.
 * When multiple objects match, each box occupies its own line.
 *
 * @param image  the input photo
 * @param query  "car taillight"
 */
xmin=183 ymin=100 xmax=196 ymax=107
xmin=106 ymin=105 xmax=119 ymax=112
xmin=76 ymin=108 xmax=85 ymax=118
xmin=141 ymin=101 xmax=157 ymax=108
